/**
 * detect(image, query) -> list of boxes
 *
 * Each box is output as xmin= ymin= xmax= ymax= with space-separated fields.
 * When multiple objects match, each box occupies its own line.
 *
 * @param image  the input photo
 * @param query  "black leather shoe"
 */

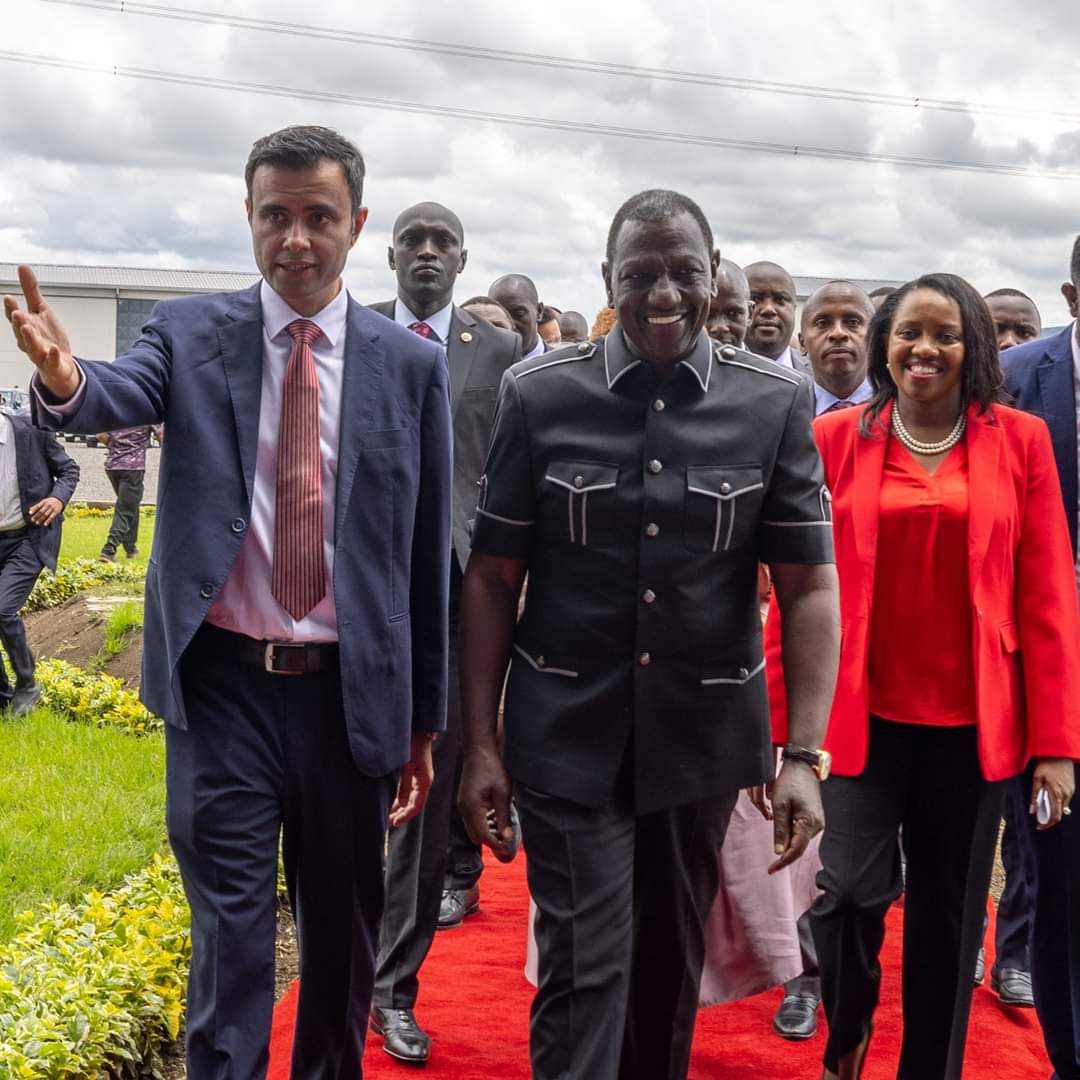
xmin=773 ymin=992 xmax=819 ymax=1039
xmin=973 ymin=946 xmax=986 ymax=986
xmin=991 ymin=966 xmax=1034 ymax=1007
xmin=11 ymin=682 xmax=41 ymax=717
xmin=436 ymin=883 xmax=480 ymax=930
xmin=369 ymin=1007 xmax=431 ymax=1064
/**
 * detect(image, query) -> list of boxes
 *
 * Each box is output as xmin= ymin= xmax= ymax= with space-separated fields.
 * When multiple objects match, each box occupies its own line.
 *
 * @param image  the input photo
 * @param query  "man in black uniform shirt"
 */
xmin=368 ymin=202 xmax=521 ymax=1065
xmin=459 ymin=190 xmax=840 ymax=1079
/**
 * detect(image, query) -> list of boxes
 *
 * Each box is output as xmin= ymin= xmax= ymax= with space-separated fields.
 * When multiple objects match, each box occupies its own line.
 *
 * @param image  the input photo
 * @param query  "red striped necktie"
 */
xmin=826 ymin=399 xmax=856 ymax=412
xmin=408 ymin=320 xmax=434 ymax=339
xmin=272 ymin=319 xmax=326 ymax=621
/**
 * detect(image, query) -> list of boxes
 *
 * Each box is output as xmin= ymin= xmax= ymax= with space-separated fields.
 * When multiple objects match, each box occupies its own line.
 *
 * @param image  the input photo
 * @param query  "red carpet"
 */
xmin=267 ymin=852 xmax=1051 ymax=1078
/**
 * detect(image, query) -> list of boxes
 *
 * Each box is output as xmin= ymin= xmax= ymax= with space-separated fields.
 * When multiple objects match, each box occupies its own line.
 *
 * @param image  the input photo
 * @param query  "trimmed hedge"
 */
xmin=36 ymin=659 xmax=160 ymax=737
xmin=25 ymin=559 xmax=144 ymax=613
xmin=65 ymin=504 xmax=156 ymax=520
xmin=0 ymin=854 xmax=189 ymax=1078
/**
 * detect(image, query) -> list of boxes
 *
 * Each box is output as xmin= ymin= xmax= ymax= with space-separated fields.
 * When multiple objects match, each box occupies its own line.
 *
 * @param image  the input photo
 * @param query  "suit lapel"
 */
xmin=851 ymin=403 xmax=888 ymax=570
xmin=335 ymin=299 xmax=387 ymax=544
xmin=217 ymin=284 xmax=264 ymax=504
xmin=1036 ymin=331 xmax=1078 ymax=529
xmin=966 ymin=405 xmax=1001 ymax=592
xmin=447 ymin=307 xmax=478 ymax=419
xmin=11 ymin=416 xmax=30 ymax=513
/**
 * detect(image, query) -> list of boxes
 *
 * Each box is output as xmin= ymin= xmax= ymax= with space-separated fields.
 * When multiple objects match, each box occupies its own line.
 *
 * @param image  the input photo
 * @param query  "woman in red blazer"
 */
xmin=767 ymin=273 xmax=1080 ymax=1080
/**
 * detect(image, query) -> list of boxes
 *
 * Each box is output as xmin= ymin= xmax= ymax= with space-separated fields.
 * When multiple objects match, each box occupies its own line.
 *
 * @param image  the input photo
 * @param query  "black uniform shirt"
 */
xmin=472 ymin=329 xmax=833 ymax=813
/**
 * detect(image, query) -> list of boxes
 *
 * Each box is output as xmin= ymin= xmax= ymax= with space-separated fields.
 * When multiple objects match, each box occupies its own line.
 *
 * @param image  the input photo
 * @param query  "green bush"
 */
xmin=25 ymin=559 xmax=144 ymax=614
xmin=36 ymin=659 xmax=161 ymax=736
xmin=0 ymin=854 xmax=190 ymax=1078
xmin=65 ymin=504 xmax=156 ymax=520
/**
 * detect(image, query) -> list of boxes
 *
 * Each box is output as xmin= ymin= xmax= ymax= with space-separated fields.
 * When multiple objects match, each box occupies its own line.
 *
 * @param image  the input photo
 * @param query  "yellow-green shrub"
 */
xmin=25 ymin=559 xmax=144 ymax=613
xmin=36 ymin=659 xmax=161 ymax=736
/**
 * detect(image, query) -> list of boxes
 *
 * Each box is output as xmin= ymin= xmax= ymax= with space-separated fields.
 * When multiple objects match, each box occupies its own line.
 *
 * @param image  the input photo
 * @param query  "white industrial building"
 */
xmin=0 ymin=263 xmax=260 ymax=390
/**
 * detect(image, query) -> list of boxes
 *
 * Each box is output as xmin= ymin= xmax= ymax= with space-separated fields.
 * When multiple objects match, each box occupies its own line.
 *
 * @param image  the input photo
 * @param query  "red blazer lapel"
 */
xmin=851 ymin=401 xmax=890 ymax=571
xmin=966 ymin=403 xmax=1002 ymax=595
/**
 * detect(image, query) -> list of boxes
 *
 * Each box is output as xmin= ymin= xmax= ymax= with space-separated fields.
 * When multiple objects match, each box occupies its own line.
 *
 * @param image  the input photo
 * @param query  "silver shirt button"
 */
xmin=638 ymin=652 xmax=651 ymax=666
xmin=537 ymin=656 xmax=546 ymax=667
xmin=642 ymin=589 xmax=656 ymax=604
xmin=653 ymin=399 xmax=665 ymax=412
xmin=647 ymin=459 xmax=663 ymax=475
xmin=738 ymin=667 xmax=749 ymax=679
xmin=645 ymin=523 xmax=660 ymax=537
xmin=573 ymin=475 xmax=585 ymax=489
xmin=720 ymin=481 xmax=732 ymax=494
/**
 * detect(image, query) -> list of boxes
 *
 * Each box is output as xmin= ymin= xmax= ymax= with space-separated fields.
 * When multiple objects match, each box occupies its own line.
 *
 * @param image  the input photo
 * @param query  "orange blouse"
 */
xmin=867 ymin=436 xmax=977 ymax=726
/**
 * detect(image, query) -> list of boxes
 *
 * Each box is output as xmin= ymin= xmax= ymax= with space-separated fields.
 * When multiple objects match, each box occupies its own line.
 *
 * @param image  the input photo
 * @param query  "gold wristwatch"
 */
xmin=782 ymin=743 xmax=832 ymax=781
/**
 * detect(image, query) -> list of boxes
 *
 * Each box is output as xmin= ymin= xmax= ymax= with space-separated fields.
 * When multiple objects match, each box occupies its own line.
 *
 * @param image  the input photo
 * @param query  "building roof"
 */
xmin=793 ymin=275 xmax=905 ymax=298
xmin=0 ymin=262 xmax=261 ymax=293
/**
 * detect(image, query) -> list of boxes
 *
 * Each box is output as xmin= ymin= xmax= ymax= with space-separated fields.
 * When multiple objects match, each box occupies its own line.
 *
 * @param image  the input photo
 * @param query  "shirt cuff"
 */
xmin=31 ymin=363 xmax=86 ymax=417
xmin=759 ymin=520 xmax=835 ymax=564
xmin=470 ymin=506 xmax=535 ymax=559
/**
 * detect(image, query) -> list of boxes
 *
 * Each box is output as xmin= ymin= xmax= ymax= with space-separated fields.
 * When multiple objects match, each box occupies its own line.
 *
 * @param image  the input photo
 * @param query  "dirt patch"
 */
xmin=24 ymin=592 xmax=143 ymax=689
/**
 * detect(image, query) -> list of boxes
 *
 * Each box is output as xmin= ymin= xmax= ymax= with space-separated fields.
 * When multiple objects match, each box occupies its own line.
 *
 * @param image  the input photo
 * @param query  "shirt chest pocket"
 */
xmin=684 ymin=465 xmax=764 ymax=553
xmin=543 ymin=460 xmax=620 ymax=548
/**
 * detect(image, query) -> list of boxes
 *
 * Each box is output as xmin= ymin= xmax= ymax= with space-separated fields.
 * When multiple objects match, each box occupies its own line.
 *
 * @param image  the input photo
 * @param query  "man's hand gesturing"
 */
xmin=3 ymin=265 xmax=80 ymax=400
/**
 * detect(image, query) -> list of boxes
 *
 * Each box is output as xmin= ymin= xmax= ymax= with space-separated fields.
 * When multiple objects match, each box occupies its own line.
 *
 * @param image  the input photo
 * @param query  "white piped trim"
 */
xmin=513 ymin=644 xmax=579 ymax=678
xmin=701 ymin=658 xmax=766 ymax=686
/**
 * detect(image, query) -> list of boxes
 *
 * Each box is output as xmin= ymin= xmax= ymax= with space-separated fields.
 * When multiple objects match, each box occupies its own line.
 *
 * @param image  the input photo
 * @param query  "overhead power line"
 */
xmin=2 ymin=49 xmax=1077 ymax=182
xmin=42 ymin=0 xmax=1080 ymax=126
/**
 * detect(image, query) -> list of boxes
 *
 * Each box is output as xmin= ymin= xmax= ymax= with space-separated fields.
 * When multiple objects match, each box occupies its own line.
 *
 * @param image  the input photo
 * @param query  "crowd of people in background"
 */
xmin=4 ymin=123 xmax=1079 ymax=1080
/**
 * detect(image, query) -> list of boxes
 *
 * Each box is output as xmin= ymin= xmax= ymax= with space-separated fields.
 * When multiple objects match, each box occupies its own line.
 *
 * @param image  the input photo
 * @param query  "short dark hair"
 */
xmin=461 ymin=295 xmax=513 ymax=319
xmin=540 ymin=306 xmax=561 ymax=324
xmin=1070 ymin=235 xmax=1080 ymax=287
xmin=605 ymin=189 xmax=713 ymax=266
xmin=984 ymin=287 xmax=1037 ymax=304
xmin=861 ymin=273 xmax=1008 ymax=436
xmin=245 ymin=125 xmax=365 ymax=213
xmin=868 ymin=286 xmax=896 ymax=300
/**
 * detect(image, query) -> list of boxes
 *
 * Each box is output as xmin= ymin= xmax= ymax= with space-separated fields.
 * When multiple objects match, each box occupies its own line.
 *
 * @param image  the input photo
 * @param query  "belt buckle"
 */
xmin=264 ymin=641 xmax=306 ymax=675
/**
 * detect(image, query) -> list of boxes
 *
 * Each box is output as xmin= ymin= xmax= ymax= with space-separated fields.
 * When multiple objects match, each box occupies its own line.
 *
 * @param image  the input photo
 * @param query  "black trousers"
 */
xmin=104 ymin=468 xmax=145 ymax=554
xmin=0 ymin=531 xmax=43 ymax=688
xmin=979 ymin=783 xmax=1032 ymax=969
xmin=1010 ymin=764 xmax=1080 ymax=1079
xmin=812 ymin=718 xmax=1004 ymax=1079
xmin=166 ymin=625 xmax=394 ymax=1080
xmin=374 ymin=628 xmax=481 ymax=1007
xmin=517 ymin=782 xmax=737 ymax=1080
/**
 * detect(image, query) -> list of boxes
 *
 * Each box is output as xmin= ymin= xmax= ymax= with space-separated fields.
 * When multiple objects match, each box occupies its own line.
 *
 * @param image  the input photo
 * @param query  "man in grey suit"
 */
xmin=745 ymin=261 xmax=812 ymax=376
xmin=369 ymin=202 xmax=521 ymax=1065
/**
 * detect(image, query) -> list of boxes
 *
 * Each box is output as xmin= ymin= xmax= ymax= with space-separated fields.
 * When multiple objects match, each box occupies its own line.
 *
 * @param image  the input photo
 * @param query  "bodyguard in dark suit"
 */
xmin=459 ymin=190 xmax=840 ymax=1079
xmin=4 ymin=126 xmax=452 ymax=1079
xmin=745 ymin=260 xmax=813 ymax=377
xmin=368 ymin=202 xmax=520 ymax=1064
xmin=0 ymin=409 xmax=78 ymax=713
xmin=1002 ymin=244 xmax=1080 ymax=1079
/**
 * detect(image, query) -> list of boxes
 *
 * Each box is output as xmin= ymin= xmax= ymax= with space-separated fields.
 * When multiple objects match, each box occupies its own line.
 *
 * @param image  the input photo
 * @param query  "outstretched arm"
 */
xmin=3 ymin=266 xmax=81 ymax=400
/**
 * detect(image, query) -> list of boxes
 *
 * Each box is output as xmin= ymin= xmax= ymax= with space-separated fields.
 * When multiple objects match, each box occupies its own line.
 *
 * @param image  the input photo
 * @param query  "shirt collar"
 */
xmin=604 ymin=326 xmax=713 ymax=393
xmin=260 ymin=279 xmax=349 ymax=348
xmin=0 ymin=414 xmax=11 ymax=445
xmin=393 ymin=297 xmax=454 ymax=345
xmin=522 ymin=336 xmax=547 ymax=361
xmin=1071 ymin=321 xmax=1080 ymax=374
xmin=814 ymin=375 xmax=873 ymax=415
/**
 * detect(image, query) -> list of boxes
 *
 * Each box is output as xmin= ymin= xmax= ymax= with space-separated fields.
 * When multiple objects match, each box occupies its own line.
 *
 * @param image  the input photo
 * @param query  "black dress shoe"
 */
xmin=773 ymin=992 xmax=820 ymax=1039
xmin=436 ymin=883 xmax=480 ymax=930
xmin=991 ymin=966 xmax=1034 ymax=1007
xmin=973 ymin=946 xmax=986 ymax=987
xmin=369 ymin=1007 xmax=431 ymax=1064
xmin=11 ymin=682 xmax=41 ymax=717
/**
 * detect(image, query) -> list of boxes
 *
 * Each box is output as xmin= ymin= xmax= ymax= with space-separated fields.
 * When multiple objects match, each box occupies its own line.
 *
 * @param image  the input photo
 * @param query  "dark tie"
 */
xmin=408 ymin=320 xmax=433 ymax=339
xmin=272 ymin=319 xmax=326 ymax=621
xmin=826 ymin=399 xmax=856 ymax=412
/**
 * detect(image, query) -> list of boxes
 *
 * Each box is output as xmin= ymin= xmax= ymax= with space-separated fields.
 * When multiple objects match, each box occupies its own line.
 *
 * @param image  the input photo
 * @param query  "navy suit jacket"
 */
xmin=7 ymin=412 xmax=80 ymax=570
xmin=33 ymin=283 xmax=453 ymax=778
xmin=1002 ymin=325 xmax=1078 ymax=557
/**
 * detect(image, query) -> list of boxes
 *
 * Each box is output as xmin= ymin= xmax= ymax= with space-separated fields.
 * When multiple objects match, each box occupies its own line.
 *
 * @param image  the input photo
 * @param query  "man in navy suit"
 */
xmin=1001 ymin=241 xmax=1080 ymax=1080
xmin=0 ymin=409 xmax=78 ymax=713
xmin=4 ymin=125 xmax=453 ymax=1078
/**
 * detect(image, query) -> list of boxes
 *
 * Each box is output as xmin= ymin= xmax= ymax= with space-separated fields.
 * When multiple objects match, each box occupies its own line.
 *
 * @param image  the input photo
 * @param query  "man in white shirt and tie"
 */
xmin=801 ymin=281 xmax=875 ymax=417
xmin=746 ymin=261 xmax=812 ymax=377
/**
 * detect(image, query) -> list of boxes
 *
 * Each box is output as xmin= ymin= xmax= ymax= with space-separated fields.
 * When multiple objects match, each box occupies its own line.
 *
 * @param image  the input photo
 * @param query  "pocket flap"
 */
xmin=1000 ymin=620 xmax=1020 ymax=654
xmin=701 ymin=651 xmax=766 ymax=686
xmin=687 ymin=464 xmax=763 ymax=501
xmin=544 ymin=459 xmax=619 ymax=494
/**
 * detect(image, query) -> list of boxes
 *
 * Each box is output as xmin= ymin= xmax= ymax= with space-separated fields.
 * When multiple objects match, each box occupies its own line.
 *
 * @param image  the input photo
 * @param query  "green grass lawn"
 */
xmin=0 ymin=710 xmax=166 ymax=942
xmin=59 ymin=513 xmax=155 ymax=564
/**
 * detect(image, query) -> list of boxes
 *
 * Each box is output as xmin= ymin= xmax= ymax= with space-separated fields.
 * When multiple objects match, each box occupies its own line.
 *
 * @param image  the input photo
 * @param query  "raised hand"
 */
xmin=2 ymin=265 xmax=80 ymax=399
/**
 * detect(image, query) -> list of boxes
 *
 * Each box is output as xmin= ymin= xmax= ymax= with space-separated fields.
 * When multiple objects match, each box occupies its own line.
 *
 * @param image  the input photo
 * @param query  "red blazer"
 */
xmin=767 ymin=399 xmax=1080 ymax=779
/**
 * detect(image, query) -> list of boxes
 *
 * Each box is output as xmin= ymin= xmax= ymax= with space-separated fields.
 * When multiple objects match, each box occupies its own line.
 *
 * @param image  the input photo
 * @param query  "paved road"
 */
xmin=58 ymin=437 xmax=160 ymax=505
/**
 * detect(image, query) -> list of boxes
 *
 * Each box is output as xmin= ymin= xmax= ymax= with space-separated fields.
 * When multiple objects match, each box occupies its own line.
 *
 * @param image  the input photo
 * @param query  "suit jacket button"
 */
xmin=231 ymin=518 xmax=247 ymax=533
xmin=199 ymin=583 xmax=215 ymax=599
xmin=638 ymin=652 xmax=651 ymax=666
xmin=647 ymin=459 xmax=663 ymax=475
xmin=573 ymin=475 xmax=585 ymax=489
xmin=720 ymin=481 xmax=732 ymax=494
xmin=738 ymin=667 xmax=750 ymax=679
xmin=537 ymin=655 xmax=546 ymax=667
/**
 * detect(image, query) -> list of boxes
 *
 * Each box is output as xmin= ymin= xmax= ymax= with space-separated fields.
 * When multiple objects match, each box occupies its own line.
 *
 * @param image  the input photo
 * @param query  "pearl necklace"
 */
xmin=891 ymin=402 xmax=966 ymax=455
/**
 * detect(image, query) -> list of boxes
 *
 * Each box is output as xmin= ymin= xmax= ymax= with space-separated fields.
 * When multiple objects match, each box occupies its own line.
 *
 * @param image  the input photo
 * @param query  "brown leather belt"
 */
xmin=201 ymin=624 xmax=339 ymax=676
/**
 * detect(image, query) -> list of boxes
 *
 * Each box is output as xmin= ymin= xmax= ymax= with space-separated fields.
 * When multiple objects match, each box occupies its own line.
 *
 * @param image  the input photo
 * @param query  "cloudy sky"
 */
xmin=3 ymin=0 xmax=1078 ymax=326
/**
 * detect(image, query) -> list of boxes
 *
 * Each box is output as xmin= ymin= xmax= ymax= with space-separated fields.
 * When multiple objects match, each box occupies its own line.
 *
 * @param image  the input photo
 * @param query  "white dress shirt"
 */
xmin=205 ymin=281 xmax=348 ymax=643
xmin=522 ymin=337 xmax=546 ymax=361
xmin=813 ymin=375 xmax=873 ymax=417
xmin=772 ymin=346 xmax=796 ymax=370
xmin=0 ymin=414 xmax=24 ymax=531
xmin=393 ymin=298 xmax=453 ymax=344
